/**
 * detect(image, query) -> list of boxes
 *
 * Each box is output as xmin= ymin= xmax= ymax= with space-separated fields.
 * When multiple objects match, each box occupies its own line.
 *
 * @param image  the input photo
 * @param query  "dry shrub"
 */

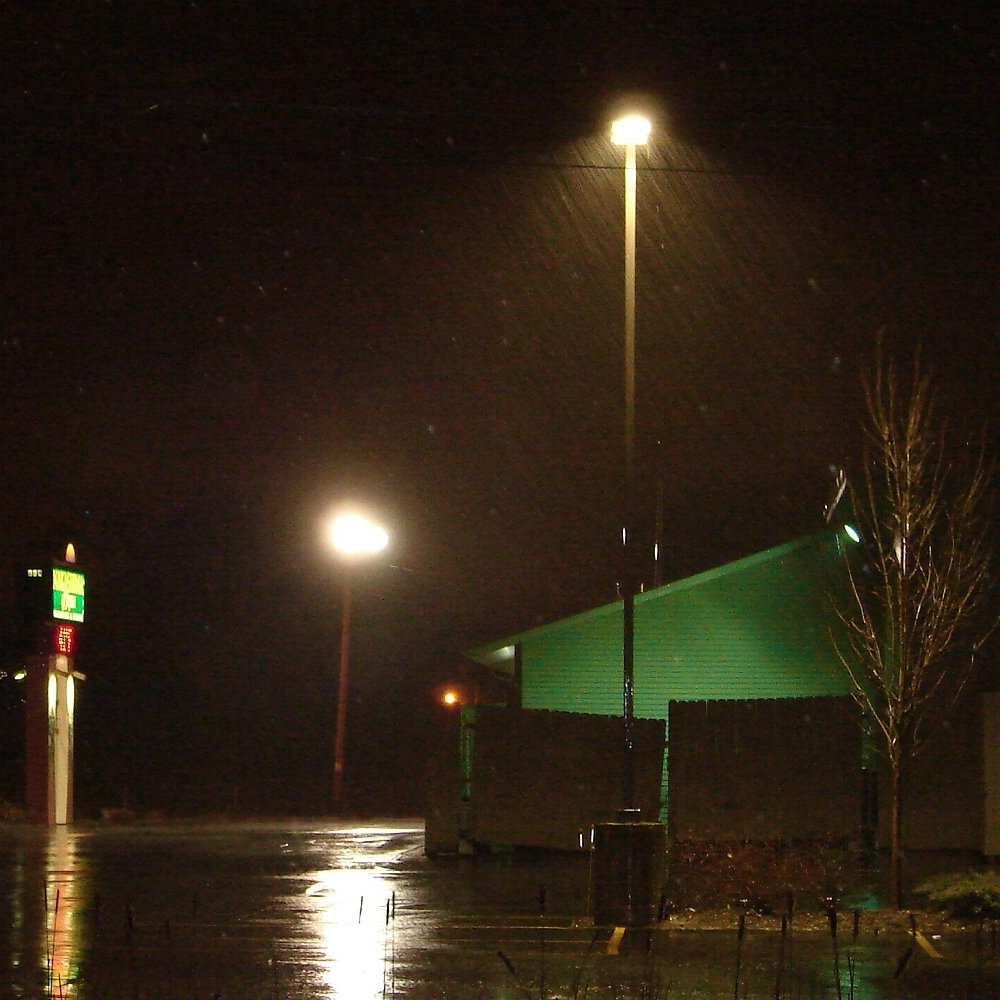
xmin=665 ymin=839 xmax=864 ymax=914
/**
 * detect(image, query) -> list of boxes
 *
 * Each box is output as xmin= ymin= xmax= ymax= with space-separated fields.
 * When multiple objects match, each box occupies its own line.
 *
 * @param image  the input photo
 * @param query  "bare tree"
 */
xmin=837 ymin=350 xmax=994 ymax=909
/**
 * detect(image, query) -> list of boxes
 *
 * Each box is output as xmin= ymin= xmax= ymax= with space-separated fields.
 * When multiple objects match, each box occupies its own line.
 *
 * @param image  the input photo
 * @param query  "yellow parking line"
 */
xmin=914 ymin=931 xmax=943 ymax=959
xmin=607 ymin=926 xmax=626 ymax=955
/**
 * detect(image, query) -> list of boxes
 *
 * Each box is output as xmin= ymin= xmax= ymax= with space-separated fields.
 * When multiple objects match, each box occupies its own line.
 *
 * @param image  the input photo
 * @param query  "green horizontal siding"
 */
xmin=522 ymin=609 xmax=622 ymax=714
xmin=633 ymin=533 xmax=852 ymax=710
xmin=472 ymin=529 xmax=856 ymax=719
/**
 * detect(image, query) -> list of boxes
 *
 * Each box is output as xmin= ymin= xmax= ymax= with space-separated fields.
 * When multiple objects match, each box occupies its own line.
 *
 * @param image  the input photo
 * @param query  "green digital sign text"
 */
xmin=52 ymin=568 xmax=86 ymax=623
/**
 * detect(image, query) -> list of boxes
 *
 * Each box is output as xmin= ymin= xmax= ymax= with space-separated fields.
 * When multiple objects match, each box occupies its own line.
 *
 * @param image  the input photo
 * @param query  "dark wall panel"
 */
xmin=669 ymin=696 xmax=861 ymax=841
xmin=891 ymin=689 xmax=983 ymax=852
xmin=424 ymin=706 xmax=462 ymax=856
xmin=469 ymin=707 xmax=665 ymax=851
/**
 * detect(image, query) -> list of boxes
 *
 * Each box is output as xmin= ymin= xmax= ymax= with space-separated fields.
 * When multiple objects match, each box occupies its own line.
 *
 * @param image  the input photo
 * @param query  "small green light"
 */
xmin=844 ymin=524 xmax=862 ymax=543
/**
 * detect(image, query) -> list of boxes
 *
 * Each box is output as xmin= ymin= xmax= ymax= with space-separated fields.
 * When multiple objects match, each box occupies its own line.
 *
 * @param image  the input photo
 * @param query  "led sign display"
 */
xmin=52 ymin=568 xmax=85 ymax=623
xmin=54 ymin=625 xmax=76 ymax=655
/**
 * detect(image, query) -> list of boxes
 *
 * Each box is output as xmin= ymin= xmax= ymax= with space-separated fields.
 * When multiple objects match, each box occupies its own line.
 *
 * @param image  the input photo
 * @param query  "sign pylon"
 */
xmin=17 ymin=545 xmax=86 ymax=825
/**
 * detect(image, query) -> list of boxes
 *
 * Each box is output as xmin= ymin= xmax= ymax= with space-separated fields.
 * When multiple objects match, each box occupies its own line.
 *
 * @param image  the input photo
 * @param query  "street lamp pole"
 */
xmin=611 ymin=114 xmax=650 ymax=812
xmin=328 ymin=512 xmax=389 ymax=812
xmin=591 ymin=114 xmax=664 ymax=930
xmin=333 ymin=574 xmax=352 ymax=807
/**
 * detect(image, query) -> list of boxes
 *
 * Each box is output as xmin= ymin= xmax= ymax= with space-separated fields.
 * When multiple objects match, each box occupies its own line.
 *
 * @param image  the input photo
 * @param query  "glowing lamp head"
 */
xmin=330 ymin=514 xmax=389 ymax=556
xmin=442 ymin=691 xmax=458 ymax=707
xmin=844 ymin=524 xmax=862 ymax=544
xmin=611 ymin=115 xmax=651 ymax=145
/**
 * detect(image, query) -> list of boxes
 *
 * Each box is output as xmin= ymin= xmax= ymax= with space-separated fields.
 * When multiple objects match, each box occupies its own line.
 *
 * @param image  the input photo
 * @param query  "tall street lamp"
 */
xmin=328 ymin=512 xmax=389 ymax=810
xmin=610 ymin=113 xmax=650 ymax=812
xmin=588 ymin=112 xmax=665 ymax=931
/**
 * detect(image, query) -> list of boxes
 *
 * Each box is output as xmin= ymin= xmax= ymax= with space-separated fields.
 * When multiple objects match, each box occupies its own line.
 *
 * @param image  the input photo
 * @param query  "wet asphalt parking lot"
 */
xmin=2 ymin=820 xmax=998 ymax=999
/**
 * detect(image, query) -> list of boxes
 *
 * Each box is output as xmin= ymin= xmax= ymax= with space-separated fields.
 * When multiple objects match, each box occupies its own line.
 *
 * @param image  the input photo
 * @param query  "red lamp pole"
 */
xmin=333 ymin=574 xmax=352 ymax=809
xmin=327 ymin=512 xmax=388 ymax=813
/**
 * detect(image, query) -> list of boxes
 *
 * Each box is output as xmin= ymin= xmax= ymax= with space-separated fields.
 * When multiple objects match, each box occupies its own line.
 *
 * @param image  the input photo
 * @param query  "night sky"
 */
xmin=1 ymin=2 xmax=998 ymax=815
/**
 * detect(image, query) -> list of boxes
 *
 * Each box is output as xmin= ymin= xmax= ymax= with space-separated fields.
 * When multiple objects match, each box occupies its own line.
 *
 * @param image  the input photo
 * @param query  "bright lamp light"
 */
xmin=611 ymin=115 xmax=651 ymax=145
xmin=330 ymin=514 xmax=389 ymax=556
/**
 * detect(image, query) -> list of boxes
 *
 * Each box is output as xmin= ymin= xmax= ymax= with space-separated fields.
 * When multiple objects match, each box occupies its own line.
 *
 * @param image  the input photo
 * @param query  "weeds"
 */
xmin=665 ymin=839 xmax=865 ymax=915
xmin=916 ymin=870 xmax=1000 ymax=919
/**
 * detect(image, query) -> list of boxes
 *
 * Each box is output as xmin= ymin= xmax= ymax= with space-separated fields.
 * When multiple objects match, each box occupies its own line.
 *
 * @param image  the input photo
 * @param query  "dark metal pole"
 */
xmin=622 ymin=139 xmax=637 ymax=811
xmin=654 ymin=451 xmax=664 ymax=589
xmin=333 ymin=573 xmax=352 ymax=809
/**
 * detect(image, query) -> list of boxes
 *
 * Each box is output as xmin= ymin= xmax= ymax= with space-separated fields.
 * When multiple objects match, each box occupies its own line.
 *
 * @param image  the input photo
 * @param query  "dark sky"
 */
xmin=1 ymin=2 xmax=998 ymax=815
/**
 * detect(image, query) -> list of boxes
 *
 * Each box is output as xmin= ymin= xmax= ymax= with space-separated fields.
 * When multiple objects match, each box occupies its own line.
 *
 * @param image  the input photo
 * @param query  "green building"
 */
xmin=467 ymin=524 xmax=862 ymax=824
xmin=442 ymin=519 xmax=990 ymax=853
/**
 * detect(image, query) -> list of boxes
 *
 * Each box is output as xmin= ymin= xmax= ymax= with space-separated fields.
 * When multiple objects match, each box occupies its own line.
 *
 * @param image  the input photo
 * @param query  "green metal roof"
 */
xmin=467 ymin=528 xmax=857 ymax=718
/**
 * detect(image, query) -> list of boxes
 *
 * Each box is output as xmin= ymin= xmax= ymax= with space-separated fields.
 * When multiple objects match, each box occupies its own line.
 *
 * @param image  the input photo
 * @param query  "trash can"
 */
xmin=590 ymin=812 xmax=666 ymax=927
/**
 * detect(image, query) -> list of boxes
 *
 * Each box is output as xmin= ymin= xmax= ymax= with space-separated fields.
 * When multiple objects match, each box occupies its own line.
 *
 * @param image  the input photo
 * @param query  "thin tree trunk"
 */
xmin=891 ymin=760 xmax=903 ymax=910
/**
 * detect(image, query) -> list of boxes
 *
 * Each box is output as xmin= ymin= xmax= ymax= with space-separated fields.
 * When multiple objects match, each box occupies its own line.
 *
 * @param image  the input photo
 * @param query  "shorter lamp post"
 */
xmin=328 ymin=513 xmax=389 ymax=810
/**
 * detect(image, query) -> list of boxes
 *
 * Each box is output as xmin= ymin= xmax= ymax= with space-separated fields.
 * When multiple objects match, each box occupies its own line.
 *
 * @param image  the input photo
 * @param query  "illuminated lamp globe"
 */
xmin=611 ymin=115 xmax=651 ymax=145
xmin=330 ymin=514 xmax=389 ymax=556
xmin=443 ymin=691 xmax=459 ymax=707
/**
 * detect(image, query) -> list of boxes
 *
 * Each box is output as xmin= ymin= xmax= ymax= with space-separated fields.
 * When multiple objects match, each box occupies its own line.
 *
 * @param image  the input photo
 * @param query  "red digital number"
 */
xmin=55 ymin=625 xmax=75 ymax=655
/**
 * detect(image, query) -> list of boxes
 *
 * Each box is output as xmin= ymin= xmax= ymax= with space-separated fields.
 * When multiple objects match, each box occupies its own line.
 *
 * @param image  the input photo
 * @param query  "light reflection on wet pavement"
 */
xmin=1 ymin=820 xmax=998 ymax=998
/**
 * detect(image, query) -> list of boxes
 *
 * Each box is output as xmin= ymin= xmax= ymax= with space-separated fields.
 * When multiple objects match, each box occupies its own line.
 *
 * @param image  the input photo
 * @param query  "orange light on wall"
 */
xmin=55 ymin=625 xmax=75 ymax=655
xmin=442 ymin=690 xmax=459 ymax=707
